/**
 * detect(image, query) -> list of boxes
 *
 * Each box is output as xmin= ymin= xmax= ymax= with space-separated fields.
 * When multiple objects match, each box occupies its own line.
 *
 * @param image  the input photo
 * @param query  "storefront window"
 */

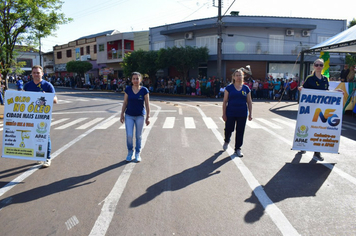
xmin=268 ymin=63 xmax=300 ymax=80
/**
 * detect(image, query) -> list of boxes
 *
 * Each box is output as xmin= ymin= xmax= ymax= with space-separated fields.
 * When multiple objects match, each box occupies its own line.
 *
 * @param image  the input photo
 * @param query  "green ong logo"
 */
xmin=36 ymin=122 xmax=47 ymax=134
xmin=296 ymin=125 xmax=308 ymax=138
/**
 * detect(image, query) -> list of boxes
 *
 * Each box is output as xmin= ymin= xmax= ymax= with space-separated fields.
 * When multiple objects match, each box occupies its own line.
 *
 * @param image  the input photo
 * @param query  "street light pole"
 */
xmin=217 ymin=0 xmax=222 ymax=80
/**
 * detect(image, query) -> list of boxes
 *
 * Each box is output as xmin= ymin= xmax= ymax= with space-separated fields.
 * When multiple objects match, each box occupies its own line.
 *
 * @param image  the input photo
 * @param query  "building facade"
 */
xmin=96 ymin=31 xmax=149 ymax=78
xmin=149 ymin=15 xmax=347 ymax=81
xmin=42 ymin=51 xmax=54 ymax=76
xmin=53 ymin=30 xmax=119 ymax=78
xmin=15 ymin=47 xmax=41 ymax=75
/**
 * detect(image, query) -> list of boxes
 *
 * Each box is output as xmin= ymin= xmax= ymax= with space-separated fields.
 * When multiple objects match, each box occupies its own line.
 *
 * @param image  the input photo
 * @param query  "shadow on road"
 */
xmin=130 ymin=150 xmax=230 ymax=207
xmin=244 ymin=158 xmax=333 ymax=223
xmin=0 ymin=161 xmax=127 ymax=209
xmin=269 ymin=104 xmax=298 ymax=120
xmin=0 ymin=164 xmax=35 ymax=184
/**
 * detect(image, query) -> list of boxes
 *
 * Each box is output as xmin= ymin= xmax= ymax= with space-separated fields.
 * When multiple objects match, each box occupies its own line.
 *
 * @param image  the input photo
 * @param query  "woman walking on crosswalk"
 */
xmin=120 ymin=72 xmax=150 ymax=162
xmin=222 ymin=68 xmax=253 ymax=157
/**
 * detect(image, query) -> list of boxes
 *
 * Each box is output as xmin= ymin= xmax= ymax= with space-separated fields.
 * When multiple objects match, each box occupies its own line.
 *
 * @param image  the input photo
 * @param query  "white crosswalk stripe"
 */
xmin=255 ymin=118 xmax=282 ymax=129
xmin=271 ymin=118 xmax=296 ymax=128
xmin=246 ymin=120 xmax=263 ymax=129
xmin=2 ymin=116 xmax=354 ymax=132
xmin=51 ymin=118 xmax=70 ymax=126
xmin=55 ymin=118 xmax=88 ymax=130
xmin=163 ymin=117 xmax=175 ymax=129
xmin=57 ymin=100 xmax=72 ymax=104
xmin=58 ymin=98 xmax=92 ymax=104
xmin=184 ymin=117 xmax=196 ymax=129
xmin=343 ymin=120 xmax=355 ymax=126
xmin=96 ymin=118 xmax=120 ymax=129
xmin=77 ymin=118 xmax=105 ymax=129
xmin=203 ymin=117 xmax=218 ymax=129
xmin=342 ymin=123 xmax=356 ymax=131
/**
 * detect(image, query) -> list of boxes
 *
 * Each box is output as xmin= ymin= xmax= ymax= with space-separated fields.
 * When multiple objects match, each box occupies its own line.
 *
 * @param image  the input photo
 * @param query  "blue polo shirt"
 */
xmin=303 ymin=73 xmax=329 ymax=90
xmin=16 ymin=79 xmax=24 ymax=90
xmin=24 ymin=80 xmax=55 ymax=93
xmin=226 ymin=84 xmax=250 ymax=117
xmin=125 ymin=86 xmax=149 ymax=116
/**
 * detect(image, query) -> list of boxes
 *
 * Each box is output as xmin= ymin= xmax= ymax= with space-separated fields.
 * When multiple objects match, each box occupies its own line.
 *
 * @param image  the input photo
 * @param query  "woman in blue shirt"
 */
xmin=298 ymin=59 xmax=328 ymax=161
xmin=120 ymin=72 xmax=150 ymax=162
xmin=222 ymin=69 xmax=253 ymax=157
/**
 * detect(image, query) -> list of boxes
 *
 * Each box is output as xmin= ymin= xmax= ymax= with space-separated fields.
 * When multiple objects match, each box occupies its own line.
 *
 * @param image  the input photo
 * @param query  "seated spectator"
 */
xmin=274 ymin=88 xmax=283 ymax=100
xmin=218 ymin=85 xmax=225 ymax=98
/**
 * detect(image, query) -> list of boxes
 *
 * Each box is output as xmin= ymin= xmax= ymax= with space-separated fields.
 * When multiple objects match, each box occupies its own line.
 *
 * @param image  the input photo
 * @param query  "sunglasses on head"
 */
xmin=314 ymin=64 xmax=324 ymax=67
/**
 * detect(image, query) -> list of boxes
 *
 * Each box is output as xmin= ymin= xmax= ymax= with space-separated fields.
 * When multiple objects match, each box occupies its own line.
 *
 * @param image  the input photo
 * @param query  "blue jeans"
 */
xmin=125 ymin=114 xmax=144 ymax=153
xmin=0 ymin=92 xmax=3 ymax=105
xmin=47 ymin=136 xmax=51 ymax=160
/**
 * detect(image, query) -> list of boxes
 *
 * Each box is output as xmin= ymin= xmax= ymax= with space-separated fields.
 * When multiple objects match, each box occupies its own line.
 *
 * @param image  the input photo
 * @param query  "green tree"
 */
xmin=66 ymin=61 xmax=93 ymax=77
xmin=0 ymin=0 xmax=72 ymax=90
xmin=122 ymin=50 xmax=145 ymax=77
xmin=346 ymin=54 xmax=356 ymax=66
xmin=123 ymin=46 xmax=209 ymax=92
xmin=157 ymin=46 xmax=209 ymax=93
xmin=141 ymin=50 xmax=159 ymax=84
xmin=348 ymin=18 xmax=356 ymax=28
xmin=122 ymin=49 xmax=160 ymax=85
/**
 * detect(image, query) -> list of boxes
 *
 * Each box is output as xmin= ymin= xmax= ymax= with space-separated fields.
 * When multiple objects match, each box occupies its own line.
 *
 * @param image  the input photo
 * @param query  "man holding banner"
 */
xmin=24 ymin=65 xmax=57 ymax=167
xmin=295 ymin=58 xmax=343 ymax=161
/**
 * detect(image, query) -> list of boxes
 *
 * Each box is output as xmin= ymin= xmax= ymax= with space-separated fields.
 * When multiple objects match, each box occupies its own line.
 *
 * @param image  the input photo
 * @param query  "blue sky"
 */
xmin=41 ymin=0 xmax=355 ymax=52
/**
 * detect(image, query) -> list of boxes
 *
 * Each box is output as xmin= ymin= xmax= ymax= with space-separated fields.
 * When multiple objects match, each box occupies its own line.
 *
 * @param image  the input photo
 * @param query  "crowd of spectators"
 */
xmin=140 ymin=75 xmax=302 ymax=101
xmin=143 ymin=76 xmax=227 ymax=98
xmin=4 ymin=63 xmax=355 ymax=101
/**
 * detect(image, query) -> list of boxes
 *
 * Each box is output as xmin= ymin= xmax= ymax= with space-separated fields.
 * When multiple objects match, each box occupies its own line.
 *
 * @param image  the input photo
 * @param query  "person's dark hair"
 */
xmin=131 ymin=72 xmax=142 ymax=80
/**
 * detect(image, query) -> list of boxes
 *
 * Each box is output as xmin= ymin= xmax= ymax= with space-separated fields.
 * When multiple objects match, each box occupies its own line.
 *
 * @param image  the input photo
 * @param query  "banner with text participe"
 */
xmin=292 ymin=89 xmax=343 ymax=153
xmin=2 ymin=91 xmax=54 ymax=161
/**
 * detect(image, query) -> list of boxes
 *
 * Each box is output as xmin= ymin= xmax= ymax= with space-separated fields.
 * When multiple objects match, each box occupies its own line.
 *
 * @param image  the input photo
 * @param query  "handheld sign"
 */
xmin=2 ymin=90 xmax=54 ymax=161
xmin=292 ymin=89 xmax=343 ymax=154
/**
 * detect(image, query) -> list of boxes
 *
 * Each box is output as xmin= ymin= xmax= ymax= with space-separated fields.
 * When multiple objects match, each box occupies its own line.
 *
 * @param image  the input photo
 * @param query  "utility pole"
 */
xmin=39 ymin=36 xmax=42 ymax=67
xmin=217 ymin=0 xmax=222 ymax=80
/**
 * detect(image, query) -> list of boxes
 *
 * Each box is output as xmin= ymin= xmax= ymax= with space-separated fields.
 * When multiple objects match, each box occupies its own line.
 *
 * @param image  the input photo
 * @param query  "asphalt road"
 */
xmin=0 ymin=87 xmax=355 ymax=236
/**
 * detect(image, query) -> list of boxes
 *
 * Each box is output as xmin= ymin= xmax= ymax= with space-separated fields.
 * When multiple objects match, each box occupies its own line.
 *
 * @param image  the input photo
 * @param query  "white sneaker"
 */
xmin=43 ymin=159 xmax=51 ymax=167
xmin=223 ymin=142 xmax=228 ymax=151
xmin=135 ymin=153 xmax=141 ymax=162
xmin=235 ymin=149 xmax=243 ymax=157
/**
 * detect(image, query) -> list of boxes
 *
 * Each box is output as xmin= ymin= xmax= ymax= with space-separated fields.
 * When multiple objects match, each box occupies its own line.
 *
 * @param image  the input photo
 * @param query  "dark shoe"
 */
xmin=223 ymin=142 xmax=228 ymax=151
xmin=313 ymin=152 xmax=324 ymax=161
